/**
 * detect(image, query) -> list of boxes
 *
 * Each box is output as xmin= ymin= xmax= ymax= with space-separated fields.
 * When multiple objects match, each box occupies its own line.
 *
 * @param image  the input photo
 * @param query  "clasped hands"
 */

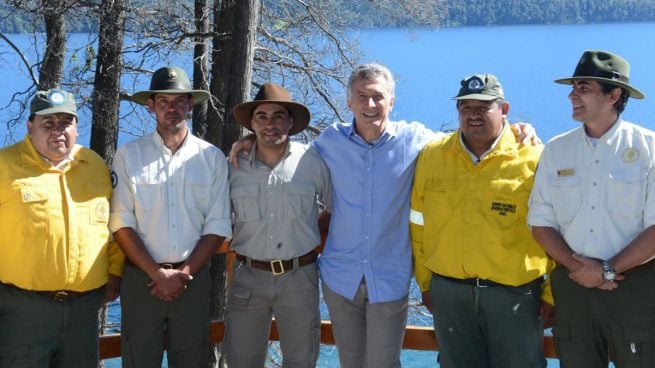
xmin=568 ymin=254 xmax=624 ymax=290
xmin=148 ymin=267 xmax=193 ymax=301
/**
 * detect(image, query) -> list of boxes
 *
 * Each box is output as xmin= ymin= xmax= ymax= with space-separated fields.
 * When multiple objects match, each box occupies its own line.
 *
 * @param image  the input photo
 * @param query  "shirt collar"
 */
xmin=247 ymin=140 xmax=293 ymax=169
xmin=459 ymin=121 xmax=508 ymax=163
xmin=583 ymin=116 xmax=623 ymax=148
xmin=348 ymin=118 xmax=397 ymax=146
xmin=152 ymin=129 xmax=189 ymax=154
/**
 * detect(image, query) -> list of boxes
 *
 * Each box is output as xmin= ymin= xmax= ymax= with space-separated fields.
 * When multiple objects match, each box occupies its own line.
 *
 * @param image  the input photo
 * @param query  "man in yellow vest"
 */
xmin=410 ymin=74 xmax=553 ymax=368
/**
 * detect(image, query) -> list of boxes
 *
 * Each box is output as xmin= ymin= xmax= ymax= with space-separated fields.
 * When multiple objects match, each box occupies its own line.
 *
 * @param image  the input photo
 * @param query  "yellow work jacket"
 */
xmin=0 ymin=136 xmax=123 ymax=292
xmin=410 ymin=127 xmax=554 ymax=304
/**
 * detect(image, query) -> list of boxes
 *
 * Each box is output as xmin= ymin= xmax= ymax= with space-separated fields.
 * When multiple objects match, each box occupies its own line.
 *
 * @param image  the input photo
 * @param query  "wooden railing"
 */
xmin=99 ymin=319 xmax=558 ymax=360
xmin=100 ymin=240 xmax=559 ymax=360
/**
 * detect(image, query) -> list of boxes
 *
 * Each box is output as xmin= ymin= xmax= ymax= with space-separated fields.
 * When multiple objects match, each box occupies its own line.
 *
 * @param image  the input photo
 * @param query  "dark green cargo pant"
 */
xmin=551 ymin=264 xmax=655 ymax=368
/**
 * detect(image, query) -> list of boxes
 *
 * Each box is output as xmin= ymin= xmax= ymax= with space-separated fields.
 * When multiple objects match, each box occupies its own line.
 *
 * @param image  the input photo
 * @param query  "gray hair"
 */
xmin=347 ymin=63 xmax=396 ymax=100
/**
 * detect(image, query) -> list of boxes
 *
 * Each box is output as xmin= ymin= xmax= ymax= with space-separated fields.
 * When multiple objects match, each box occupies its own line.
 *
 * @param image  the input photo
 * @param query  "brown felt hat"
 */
xmin=232 ymin=83 xmax=310 ymax=136
xmin=555 ymin=50 xmax=645 ymax=99
xmin=131 ymin=66 xmax=211 ymax=105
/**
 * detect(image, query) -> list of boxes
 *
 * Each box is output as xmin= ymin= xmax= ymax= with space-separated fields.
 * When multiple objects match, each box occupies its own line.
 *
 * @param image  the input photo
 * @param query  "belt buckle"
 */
xmin=270 ymin=260 xmax=285 ymax=275
xmin=476 ymin=278 xmax=488 ymax=288
xmin=53 ymin=291 xmax=69 ymax=302
xmin=161 ymin=263 xmax=174 ymax=270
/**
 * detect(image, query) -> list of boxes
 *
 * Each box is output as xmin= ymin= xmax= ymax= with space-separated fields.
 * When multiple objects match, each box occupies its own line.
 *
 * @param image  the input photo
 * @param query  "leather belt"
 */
xmin=237 ymin=251 xmax=318 ymax=275
xmin=436 ymin=274 xmax=505 ymax=288
xmin=2 ymin=282 xmax=101 ymax=302
xmin=125 ymin=258 xmax=185 ymax=270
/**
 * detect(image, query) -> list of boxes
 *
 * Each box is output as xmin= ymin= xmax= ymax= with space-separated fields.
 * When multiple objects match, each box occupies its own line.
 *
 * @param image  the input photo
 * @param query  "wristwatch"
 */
xmin=601 ymin=261 xmax=617 ymax=282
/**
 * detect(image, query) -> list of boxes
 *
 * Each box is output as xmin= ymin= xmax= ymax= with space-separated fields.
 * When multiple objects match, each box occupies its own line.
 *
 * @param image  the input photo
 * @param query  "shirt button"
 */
xmin=172 ymin=224 xmax=176 ymax=228
xmin=364 ymin=236 xmax=369 ymax=240
xmin=593 ymin=182 xmax=597 ymax=186
xmin=23 ymin=194 xmax=31 ymax=201
xmin=269 ymin=236 xmax=274 ymax=240
xmin=595 ymin=160 xmax=600 ymax=163
xmin=590 ymin=229 xmax=594 ymax=233
xmin=591 ymin=206 xmax=595 ymax=210
xmin=270 ymin=213 xmax=274 ymax=218
xmin=364 ymin=260 xmax=368 ymax=263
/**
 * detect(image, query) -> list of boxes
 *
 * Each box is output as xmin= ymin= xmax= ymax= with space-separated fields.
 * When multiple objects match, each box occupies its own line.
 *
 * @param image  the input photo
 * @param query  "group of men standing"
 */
xmin=0 ymin=48 xmax=653 ymax=368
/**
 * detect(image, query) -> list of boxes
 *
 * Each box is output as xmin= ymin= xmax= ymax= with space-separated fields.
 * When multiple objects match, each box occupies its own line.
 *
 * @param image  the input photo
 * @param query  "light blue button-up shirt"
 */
xmin=314 ymin=120 xmax=440 ymax=303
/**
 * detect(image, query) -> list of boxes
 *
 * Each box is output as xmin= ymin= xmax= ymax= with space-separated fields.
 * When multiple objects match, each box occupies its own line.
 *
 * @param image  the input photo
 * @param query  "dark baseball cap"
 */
xmin=454 ymin=74 xmax=504 ymax=101
xmin=30 ymin=89 xmax=78 ymax=117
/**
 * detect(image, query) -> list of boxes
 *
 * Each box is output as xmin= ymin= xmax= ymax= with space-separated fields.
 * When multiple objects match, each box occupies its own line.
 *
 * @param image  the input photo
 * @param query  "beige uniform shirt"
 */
xmin=109 ymin=131 xmax=232 ymax=263
xmin=229 ymin=141 xmax=332 ymax=260
xmin=528 ymin=119 xmax=655 ymax=260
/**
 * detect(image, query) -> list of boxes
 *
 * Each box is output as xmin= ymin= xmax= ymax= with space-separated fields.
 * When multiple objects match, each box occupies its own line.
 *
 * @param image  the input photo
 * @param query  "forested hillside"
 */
xmin=2 ymin=0 xmax=655 ymax=33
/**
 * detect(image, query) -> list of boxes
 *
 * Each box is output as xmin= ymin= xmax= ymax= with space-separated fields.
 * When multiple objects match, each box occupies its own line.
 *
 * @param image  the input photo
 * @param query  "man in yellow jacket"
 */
xmin=410 ymin=74 xmax=553 ymax=368
xmin=0 ymin=89 xmax=123 ymax=368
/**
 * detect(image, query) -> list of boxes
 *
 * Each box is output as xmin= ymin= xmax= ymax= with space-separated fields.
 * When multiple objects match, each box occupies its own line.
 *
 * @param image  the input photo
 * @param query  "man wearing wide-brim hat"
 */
xmin=225 ymin=83 xmax=331 ymax=367
xmin=529 ymin=50 xmax=655 ymax=368
xmin=109 ymin=66 xmax=232 ymax=368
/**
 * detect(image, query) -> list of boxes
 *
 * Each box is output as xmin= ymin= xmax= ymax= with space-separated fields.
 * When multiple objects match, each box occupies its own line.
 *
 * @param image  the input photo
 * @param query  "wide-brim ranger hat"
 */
xmin=131 ymin=66 xmax=211 ymax=105
xmin=232 ymin=83 xmax=310 ymax=136
xmin=30 ymin=89 xmax=78 ymax=117
xmin=453 ymin=74 xmax=504 ymax=101
xmin=555 ymin=50 xmax=645 ymax=99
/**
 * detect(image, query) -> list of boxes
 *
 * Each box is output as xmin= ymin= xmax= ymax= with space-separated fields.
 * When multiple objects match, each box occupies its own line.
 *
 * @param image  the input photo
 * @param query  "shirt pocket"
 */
xmin=84 ymin=183 xmax=111 ymax=224
xmin=231 ymin=183 xmax=261 ymax=223
xmin=134 ymin=183 xmax=162 ymax=212
xmin=547 ymin=175 xmax=582 ymax=224
xmin=424 ymin=177 xmax=457 ymax=226
xmin=18 ymin=183 xmax=50 ymax=237
xmin=607 ymin=166 xmax=647 ymax=216
xmin=184 ymin=174 xmax=213 ymax=214
xmin=285 ymin=182 xmax=318 ymax=220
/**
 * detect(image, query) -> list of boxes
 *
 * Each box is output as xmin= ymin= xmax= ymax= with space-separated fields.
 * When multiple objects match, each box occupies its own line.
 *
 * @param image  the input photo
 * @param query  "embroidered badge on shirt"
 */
xmin=94 ymin=201 xmax=109 ymax=222
xmin=491 ymin=201 xmax=516 ymax=216
xmin=622 ymin=148 xmax=639 ymax=163
xmin=557 ymin=168 xmax=574 ymax=177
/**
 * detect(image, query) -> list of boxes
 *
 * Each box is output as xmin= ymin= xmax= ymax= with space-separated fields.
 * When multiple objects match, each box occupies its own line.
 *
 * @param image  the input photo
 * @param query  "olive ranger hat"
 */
xmin=232 ymin=83 xmax=310 ymax=136
xmin=131 ymin=66 xmax=211 ymax=105
xmin=30 ymin=89 xmax=78 ymax=117
xmin=555 ymin=50 xmax=645 ymax=99
xmin=454 ymin=74 xmax=505 ymax=101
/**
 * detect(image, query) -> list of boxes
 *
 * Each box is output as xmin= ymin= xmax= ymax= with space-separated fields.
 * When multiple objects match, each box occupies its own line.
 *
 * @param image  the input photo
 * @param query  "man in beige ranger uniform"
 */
xmin=109 ymin=67 xmax=232 ymax=368
xmin=529 ymin=50 xmax=655 ymax=367
xmin=225 ymin=83 xmax=332 ymax=367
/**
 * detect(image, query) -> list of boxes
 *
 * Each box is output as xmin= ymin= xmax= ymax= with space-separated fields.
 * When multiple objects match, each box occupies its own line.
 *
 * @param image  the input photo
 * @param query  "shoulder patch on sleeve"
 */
xmin=111 ymin=171 xmax=118 ymax=188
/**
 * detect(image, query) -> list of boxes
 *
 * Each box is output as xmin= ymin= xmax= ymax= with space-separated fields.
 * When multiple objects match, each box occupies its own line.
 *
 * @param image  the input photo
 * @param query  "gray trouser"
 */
xmin=430 ymin=274 xmax=546 ymax=368
xmin=120 ymin=264 xmax=211 ymax=368
xmin=551 ymin=263 xmax=655 ymax=368
xmin=224 ymin=261 xmax=320 ymax=368
xmin=0 ymin=283 xmax=104 ymax=368
xmin=322 ymin=279 xmax=408 ymax=368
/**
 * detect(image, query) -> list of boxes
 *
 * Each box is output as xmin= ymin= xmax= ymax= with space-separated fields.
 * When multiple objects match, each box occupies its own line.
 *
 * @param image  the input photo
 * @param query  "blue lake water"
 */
xmin=2 ymin=22 xmax=644 ymax=367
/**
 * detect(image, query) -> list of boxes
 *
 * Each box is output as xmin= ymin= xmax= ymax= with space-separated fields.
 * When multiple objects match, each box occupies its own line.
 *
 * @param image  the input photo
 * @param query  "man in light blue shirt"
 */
xmin=314 ymin=63 xmax=438 ymax=367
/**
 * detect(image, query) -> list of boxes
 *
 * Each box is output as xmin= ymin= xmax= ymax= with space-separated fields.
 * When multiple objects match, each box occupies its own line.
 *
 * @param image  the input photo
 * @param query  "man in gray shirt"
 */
xmin=225 ymin=83 xmax=332 ymax=367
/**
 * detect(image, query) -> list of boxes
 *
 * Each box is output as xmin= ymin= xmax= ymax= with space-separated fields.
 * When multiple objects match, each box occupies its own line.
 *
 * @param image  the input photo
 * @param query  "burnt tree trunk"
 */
xmin=221 ymin=0 xmax=258 ymax=152
xmin=205 ymin=1 xmax=260 ymax=367
xmin=192 ymin=0 xmax=210 ymax=139
xmin=90 ymin=0 xmax=126 ymax=164
xmin=39 ymin=0 xmax=66 ymax=89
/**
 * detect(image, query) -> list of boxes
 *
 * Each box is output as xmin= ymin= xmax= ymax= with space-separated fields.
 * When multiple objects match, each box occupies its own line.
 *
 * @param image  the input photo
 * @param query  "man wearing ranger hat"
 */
xmin=529 ymin=50 xmax=655 ymax=367
xmin=225 ymin=83 xmax=331 ymax=367
xmin=0 ymin=89 xmax=123 ymax=368
xmin=109 ymin=66 xmax=232 ymax=368
xmin=410 ymin=74 xmax=552 ymax=368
